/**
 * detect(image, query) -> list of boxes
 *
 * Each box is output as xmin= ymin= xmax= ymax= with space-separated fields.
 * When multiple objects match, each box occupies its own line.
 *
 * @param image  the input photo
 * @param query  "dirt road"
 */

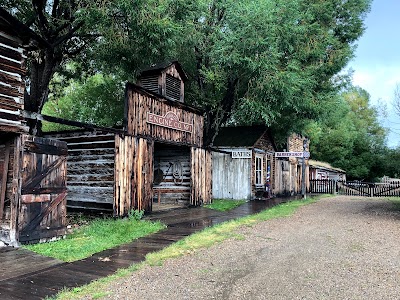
xmin=102 ymin=196 xmax=400 ymax=300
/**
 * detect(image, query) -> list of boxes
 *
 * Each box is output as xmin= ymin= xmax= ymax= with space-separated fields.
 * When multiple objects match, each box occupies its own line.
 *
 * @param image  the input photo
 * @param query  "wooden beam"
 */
xmin=0 ymin=140 xmax=11 ymax=220
xmin=21 ymin=156 xmax=66 ymax=195
xmin=20 ymin=110 xmax=124 ymax=134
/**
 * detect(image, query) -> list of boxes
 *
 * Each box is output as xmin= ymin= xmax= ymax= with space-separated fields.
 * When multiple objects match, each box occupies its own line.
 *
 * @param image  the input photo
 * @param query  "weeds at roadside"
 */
xmin=204 ymin=199 xmax=246 ymax=211
xmin=24 ymin=210 xmax=165 ymax=262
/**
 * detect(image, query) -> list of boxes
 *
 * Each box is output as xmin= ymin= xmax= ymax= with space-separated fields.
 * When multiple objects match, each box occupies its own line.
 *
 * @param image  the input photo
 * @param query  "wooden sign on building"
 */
xmin=117 ymin=63 xmax=212 ymax=215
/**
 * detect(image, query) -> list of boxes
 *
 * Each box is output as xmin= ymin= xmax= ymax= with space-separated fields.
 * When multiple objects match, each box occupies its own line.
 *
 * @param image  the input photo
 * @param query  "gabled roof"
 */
xmin=0 ymin=8 xmax=47 ymax=48
xmin=139 ymin=61 xmax=188 ymax=82
xmin=213 ymin=125 xmax=275 ymax=148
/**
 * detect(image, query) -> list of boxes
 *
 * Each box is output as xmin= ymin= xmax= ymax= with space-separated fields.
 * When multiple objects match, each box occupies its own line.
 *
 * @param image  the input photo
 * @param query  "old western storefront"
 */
xmin=116 ymin=81 xmax=212 ymax=215
xmin=212 ymin=126 xmax=277 ymax=200
xmin=49 ymin=62 xmax=212 ymax=216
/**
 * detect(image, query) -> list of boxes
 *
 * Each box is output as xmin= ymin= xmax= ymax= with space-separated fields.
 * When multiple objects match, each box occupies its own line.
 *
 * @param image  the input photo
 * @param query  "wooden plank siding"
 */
xmin=47 ymin=131 xmax=115 ymax=212
xmin=125 ymin=83 xmax=204 ymax=147
xmin=212 ymin=151 xmax=252 ymax=200
xmin=18 ymin=135 xmax=67 ymax=244
xmin=115 ymin=135 xmax=153 ymax=216
xmin=190 ymin=148 xmax=212 ymax=206
xmin=0 ymin=30 xmax=28 ymax=133
xmin=0 ymin=135 xmax=18 ymax=245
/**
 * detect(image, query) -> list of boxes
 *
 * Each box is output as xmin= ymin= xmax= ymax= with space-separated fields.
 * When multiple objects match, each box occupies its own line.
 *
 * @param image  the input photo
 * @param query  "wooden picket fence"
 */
xmin=308 ymin=179 xmax=400 ymax=197
xmin=308 ymin=179 xmax=337 ymax=194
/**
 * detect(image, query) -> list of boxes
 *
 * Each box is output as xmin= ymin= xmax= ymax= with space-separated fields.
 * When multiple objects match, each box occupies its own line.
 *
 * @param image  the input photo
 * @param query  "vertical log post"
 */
xmin=0 ymin=141 xmax=11 ymax=220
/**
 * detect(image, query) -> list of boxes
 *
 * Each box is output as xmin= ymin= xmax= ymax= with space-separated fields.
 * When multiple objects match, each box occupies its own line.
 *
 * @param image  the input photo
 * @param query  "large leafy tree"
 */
xmin=48 ymin=0 xmax=371 ymax=144
xmin=4 ymin=0 xmax=181 ymax=133
xmin=7 ymin=0 xmax=371 ymax=144
xmin=174 ymin=0 xmax=372 ymax=144
xmin=308 ymin=86 xmax=387 ymax=180
xmin=2 ymin=0 xmax=100 ymax=134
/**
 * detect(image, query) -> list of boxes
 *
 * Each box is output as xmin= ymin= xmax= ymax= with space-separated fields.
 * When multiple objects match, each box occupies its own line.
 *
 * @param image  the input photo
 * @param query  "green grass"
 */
xmin=24 ymin=216 xmax=166 ymax=262
xmin=52 ymin=195 xmax=328 ymax=299
xmin=388 ymin=197 xmax=400 ymax=211
xmin=204 ymin=199 xmax=246 ymax=211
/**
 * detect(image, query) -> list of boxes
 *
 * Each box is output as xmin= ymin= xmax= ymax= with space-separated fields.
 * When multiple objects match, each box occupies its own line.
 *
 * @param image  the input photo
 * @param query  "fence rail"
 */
xmin=308 ymin=179 xmax=400 ymax=197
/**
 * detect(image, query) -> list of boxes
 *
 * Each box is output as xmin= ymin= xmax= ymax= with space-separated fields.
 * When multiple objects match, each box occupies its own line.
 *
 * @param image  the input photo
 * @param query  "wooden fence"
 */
xmin=308 ymin=179 xmax=337 ymax=194
xmin=309 ymin=179 xmax=400 ymax=197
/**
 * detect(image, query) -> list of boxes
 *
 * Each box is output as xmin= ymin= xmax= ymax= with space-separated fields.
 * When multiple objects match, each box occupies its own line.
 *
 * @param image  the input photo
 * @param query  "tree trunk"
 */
xmin=203 ymin=78 xmax=238 ymax=146
xmin=26 ymin=48 xmax=62 ymax=135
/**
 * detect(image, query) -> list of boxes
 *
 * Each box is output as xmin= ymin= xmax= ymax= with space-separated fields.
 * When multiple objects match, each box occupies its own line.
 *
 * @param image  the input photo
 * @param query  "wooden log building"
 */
xmin=0 ymin=9 xmax=67 ymax=245
xmin=212 ymin=126 xmax=277 ymax=200
xmin=48 ymin=62 xmax=212 ymax=216
xmin=274 ymin=133 xmax=310 ymax=196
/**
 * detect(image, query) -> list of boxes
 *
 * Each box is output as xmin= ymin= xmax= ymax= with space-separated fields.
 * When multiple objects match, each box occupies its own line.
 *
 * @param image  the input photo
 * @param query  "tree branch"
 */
xmin=51 ymin=21 xmax=84 ymax=48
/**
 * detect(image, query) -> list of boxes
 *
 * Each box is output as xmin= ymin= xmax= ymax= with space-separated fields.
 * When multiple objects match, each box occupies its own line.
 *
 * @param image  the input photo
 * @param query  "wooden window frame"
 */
xmin=255 ymin=154 xmax=263 ymax=186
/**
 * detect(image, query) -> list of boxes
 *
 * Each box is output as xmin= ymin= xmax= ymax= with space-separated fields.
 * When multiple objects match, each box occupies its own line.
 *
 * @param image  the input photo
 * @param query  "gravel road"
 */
xmin=101 ymin=196 xmax=400 ymax=300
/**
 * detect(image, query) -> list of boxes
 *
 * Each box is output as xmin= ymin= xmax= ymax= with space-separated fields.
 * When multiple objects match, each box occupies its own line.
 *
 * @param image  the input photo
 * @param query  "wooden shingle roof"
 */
xmin=213 ymin=125 xmax=271 ymax=147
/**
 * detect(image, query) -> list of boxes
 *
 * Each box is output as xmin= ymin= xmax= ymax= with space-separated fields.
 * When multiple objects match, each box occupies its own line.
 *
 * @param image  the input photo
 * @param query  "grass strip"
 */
xmin=204 ymin=199 xmax=247 ymax=211
xmin=24 ymin=217 xmax=165 ymax=262
xmin=52 ymin=195 xmax=329 ymax=300
xmin=388 ymin=197 xmax=400 ymax=211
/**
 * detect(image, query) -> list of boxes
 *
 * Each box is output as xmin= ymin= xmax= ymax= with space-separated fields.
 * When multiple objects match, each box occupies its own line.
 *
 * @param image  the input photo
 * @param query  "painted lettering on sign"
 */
xmin=232 ymin=150 xmax=252 ymax=159
xmin=147 ymin=111 xmax=193 ymax=133
xmin=275 ymin=152 xmax=304 ymax=158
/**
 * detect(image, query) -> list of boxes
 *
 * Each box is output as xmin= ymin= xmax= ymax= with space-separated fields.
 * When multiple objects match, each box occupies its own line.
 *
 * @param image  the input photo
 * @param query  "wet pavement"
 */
xmin=0 ymin=197 xmax=295 ymax=300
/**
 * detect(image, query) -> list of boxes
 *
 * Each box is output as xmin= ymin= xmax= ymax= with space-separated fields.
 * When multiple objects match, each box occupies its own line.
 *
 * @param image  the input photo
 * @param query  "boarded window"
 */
xmin=166 ymin=74 xmax=181 ymax=101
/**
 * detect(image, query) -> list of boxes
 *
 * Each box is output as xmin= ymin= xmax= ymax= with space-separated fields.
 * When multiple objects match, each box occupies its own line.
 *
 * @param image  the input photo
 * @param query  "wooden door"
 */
xmin=18 ymin=135 xmax=68 ymax=244
xmin=190 ymin=148 xmax=212 ymax=206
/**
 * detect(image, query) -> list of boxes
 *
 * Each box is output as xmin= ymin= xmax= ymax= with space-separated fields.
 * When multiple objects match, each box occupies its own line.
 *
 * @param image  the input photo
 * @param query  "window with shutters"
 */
xmin=166 ymin=74 xmax=181 ymax=102
xmin=141 ymin=76 xmax=159 ymax=94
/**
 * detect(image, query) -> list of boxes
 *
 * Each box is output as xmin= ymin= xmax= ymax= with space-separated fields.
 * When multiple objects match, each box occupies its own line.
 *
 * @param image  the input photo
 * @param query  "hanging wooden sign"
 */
xmin=147 ymin=111 xmax=193 ymax=133
xmin=232 ymin=150 xmax=252 ymax=159
xmin=275 ymin=151 xmax=304 ymax=158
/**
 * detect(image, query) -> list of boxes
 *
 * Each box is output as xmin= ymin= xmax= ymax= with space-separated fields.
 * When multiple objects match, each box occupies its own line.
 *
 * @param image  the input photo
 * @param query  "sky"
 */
xmin=347 ymin=0 xmax=400 ymax=148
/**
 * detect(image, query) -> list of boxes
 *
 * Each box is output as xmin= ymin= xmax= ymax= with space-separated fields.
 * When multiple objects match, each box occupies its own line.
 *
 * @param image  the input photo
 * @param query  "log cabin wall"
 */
xmin=47 ymin=131 xmax=115 ymax=212
xmin=0 ymin=21 xmax=29 ymax=133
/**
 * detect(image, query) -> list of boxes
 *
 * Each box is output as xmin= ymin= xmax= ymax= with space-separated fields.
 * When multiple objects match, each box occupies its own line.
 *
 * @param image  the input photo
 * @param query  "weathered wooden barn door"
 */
xmin=115 ymin=135 xmax=153 ymax=216
xmin=190 ymin=148 xmax=212 ymax=206
xmin=18 ymin=135 xmax=68 ymax=243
